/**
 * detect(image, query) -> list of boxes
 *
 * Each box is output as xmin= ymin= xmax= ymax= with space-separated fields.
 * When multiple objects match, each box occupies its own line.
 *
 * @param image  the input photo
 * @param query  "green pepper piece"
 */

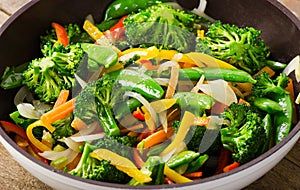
xmin=273 ymin=93 xmax=293 ymax=144
xmin=185 ymin=154 xmax=209 ymax=173
xmin=166 ymin=150 xmax=200 ymax=169
xmin=104 ymin=0 xmax=173 ymax=21
xmin=115 ymin=69 xmax=164 ymax=100
xmin=0 ymin=62 xmax=28 ymax=90
xmin=173 ymin=92 xmax=214 ymax=116
xmin=253 ymin=97 xmax=283 ymax=114
xmin=96 ymin=19 xmax=119 ymax=31
xmin=81 ymin=43 xmax=118 ymax=71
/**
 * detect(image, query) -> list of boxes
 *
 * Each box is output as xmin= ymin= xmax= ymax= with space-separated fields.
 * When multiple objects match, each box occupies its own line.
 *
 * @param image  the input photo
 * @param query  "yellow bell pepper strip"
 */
xmin=119 ymin=46 xmax=195 ymax=65
xmin=26 ymin=120 xmax=55 ymax=152
xmin=83 ymin=20 xmax=104 ymax=41
xmin=186 ymin=52 xmax=237 ymax=69
xmin=144 ymin=99 xmax=177 ymax=113
xmin=160 ymin=111 xmax=195 ymax=156
xmin=90 ymin=148 xmax=152 ymax=183
xmin=52 ymin=22 xmax=69 ymax=47
xmin=164 ymin=165 xmax=192 ymax=184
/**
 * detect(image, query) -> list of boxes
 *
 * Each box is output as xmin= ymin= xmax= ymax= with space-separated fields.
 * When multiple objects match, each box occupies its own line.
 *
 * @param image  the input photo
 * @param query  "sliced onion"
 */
xmin=159 ymin=111 xmax=168 ymax=133
xmin=154 ymin=78 xmax=170 ymax=86
xmin=124 ymin=91 xmax=157 ymax=126
xmin=119 ymin=51 xmax=148 ymax=62
xmin=157 ymin=60 xmax=177 ymax=76
xmin=191 ymin=74 xmax=205 ymax=92
xmin=70 ymin=133 xmax=105 ymax=142
xmin=32 ymin=100 xmax=52 ymax=115
xmin=198 ymin=79 xmax=237 ymax=106
xmin=17 ymin=103 xmax=41 ymax=119
xmin=191 ymin=0 xmax=215 ymax=22
xmin=14 ymin=86 xmax=34 ymax=106
xmin=75 ymin=74 xmax=88 ymax=89
xmin=59 ymin=138 xmax=82 ymax=153
xmin=282 ymin=55 xmax=300 ymax=82
xmin=72 ymin=121 xmax=98 ymax=137
xmin=295 ymin=93 xmax=300 ymax=105
xmin=39 ymin=148 xmax=77 ymax=161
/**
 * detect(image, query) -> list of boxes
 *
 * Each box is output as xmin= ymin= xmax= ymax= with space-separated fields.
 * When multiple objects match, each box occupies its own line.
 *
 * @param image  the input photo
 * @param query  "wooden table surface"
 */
xmin=0 ymin=0 xmax=299 ymax=189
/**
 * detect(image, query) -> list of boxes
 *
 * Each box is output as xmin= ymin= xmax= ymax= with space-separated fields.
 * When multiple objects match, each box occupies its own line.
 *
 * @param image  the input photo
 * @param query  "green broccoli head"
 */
xmin=22 ymin=44 xmax=85 ymax=103
xmin=52 ymin=113 xmax=76 ymax=141
xmin=220 ymin=104 xmax=267 ymax=164
xmin=196 ymin=21 xmax=270 ymax=74
xmin=222 ymin=103 xmax=250 ymax=129
xmin=123 ymin=3 xmax=210 ymax=53
xmin=68 ymin=143 xmax=130 ymax=183
xmin=252 ymin=72 xmax=289 ymax=98
xmin=74 ymin=75 xmax=120 ymax=136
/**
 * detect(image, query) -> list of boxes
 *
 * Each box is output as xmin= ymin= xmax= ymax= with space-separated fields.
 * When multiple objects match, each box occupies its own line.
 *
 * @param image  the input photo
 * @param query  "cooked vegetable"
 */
xmin=220 ymin=103 xmax=267 ymax=164
xmin=196 ymin=21 xmax=284 ymax=74
xmin=74 ymin=75 xmax=120 ymax=136
xmin=22 ymin=44 xmax=85 ymax=103
xmin=104 ymin=0 xmax=173 ymax=21
xmin=68 ymin=143 xmax=131 ymax=183
xmin=123 ymin=3 xmax=211 ymax=53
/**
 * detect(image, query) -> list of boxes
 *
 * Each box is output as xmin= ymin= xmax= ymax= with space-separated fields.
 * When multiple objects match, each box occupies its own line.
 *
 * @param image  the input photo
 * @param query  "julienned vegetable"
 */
xmin=0 ymin=0 xmax=297 ymax=187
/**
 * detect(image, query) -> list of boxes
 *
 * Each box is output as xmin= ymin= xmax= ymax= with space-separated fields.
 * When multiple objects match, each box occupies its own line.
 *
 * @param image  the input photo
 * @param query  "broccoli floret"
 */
xmin=196 ymin=21 xmax=270 ymax=74
xmin=220 ymin=103 xmax=267 ymax=164
xmin=91 ymin=135 xmax=139 ymax=160
xmin=40 ymin=23 xmax=93 ymax=48
xmin=22 ymin=44 xmax=84 ymax=103
xmin=74 ymin=75 xmax=120 ymax=136
xmin=123 ymin=3 xmax=210 ymax=53
xmin=252 ymin=72 xmax=289 ymax=98
xmin=52 ymin=113 xmax=76 ymax=141
xmin=222 ymin=103 xmax=250 ymax=129
xmin=68 ymin=143 xmax=130 ymax=184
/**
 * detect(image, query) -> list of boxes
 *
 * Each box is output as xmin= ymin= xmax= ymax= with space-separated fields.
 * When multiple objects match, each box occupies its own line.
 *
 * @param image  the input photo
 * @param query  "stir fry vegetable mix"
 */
xmin=0 ymin=0 xmax=299 ymax=186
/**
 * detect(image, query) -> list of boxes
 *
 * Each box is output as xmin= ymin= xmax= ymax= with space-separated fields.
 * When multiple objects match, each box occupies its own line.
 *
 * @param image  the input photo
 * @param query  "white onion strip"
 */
xmin=191 ymin=74 xmax=205 ymax=93
xmin=70 ymin=133 xmax=105 ymax=142
xmin=39 ymin=148 xmax=77 ymax=162
xmin=17 ymin=103 xmax=41 ymax=119
xmin=282 ymin=55 xmax=300 ymax=82
xmin=198 ymin=79 xmax=237 ymax=106
xmin=59 ymin=138 xmax=82 ymax=153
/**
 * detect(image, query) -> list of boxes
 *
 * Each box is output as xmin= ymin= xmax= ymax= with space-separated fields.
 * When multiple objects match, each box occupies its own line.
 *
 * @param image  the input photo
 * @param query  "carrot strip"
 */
xmin=223 ymin=161 xmax=240 ymax=172
xmin=53 ymin=90 xmax=70 ymax=108
xmin=137 ymin=127 xmax=174 ymax=150
xmin=183 ymin=171 xmax=203 ymax=178
xmin=255 ymin=66 xmax=275 ymax=77
xmin=285 ymin=78 xmax=298 ymax=124
xmin=41 ymin=98 xmax=75 ymax=124
xmin=194 ymin=117 xmax=210 ymax=126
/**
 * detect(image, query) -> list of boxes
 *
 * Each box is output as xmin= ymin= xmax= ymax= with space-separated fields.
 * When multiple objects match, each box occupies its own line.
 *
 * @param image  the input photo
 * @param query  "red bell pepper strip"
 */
xmin=52 ymin=22 xmax=69 ymax=47
xmin=223 ymin=161 xmax=240 ymax=172
xmin=109 ymin=15 xmax=128 ymax=32
xmin=132 ymin=108 xmax=145 ymax=121
xmin=0 ymin=120 xmax=27 ymax=140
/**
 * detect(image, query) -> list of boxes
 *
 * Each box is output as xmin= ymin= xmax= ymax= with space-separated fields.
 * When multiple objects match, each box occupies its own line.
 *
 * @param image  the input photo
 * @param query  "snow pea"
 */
xmin=104 ymin=0 xmax=173 ymax=21
xmin=273 ymin=93 xmax=293 ymax=144
xmin=261 ymin=114 xmax=273 ymax=153
xmin=166 ymin=150 xmax=200 ymax=169
xmin=185 ymin=154 xmax=209 ymax=173
xmin=253 ymin=97 xmax=283 ymax=114
xmin=179 ymin=67 xmax=257 ymax=84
